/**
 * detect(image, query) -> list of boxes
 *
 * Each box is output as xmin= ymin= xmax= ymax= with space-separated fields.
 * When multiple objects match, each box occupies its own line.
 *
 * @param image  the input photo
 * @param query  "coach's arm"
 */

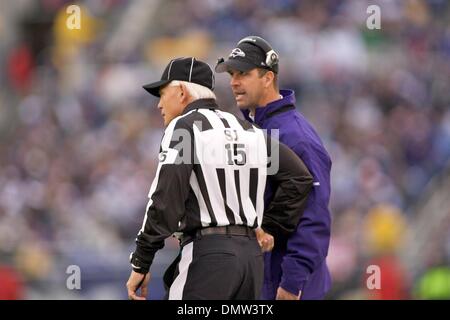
xmin=261 ymin=138 xmax=313 ymax=237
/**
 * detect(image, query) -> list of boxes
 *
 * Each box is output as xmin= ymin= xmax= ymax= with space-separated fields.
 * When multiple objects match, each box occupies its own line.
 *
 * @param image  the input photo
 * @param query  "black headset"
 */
xmin=237 ymin=36 xmax=279 ymax=68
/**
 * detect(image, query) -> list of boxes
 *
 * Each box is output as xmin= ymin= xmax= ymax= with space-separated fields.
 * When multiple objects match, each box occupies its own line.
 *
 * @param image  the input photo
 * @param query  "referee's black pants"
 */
xmin=163 ymin=233 xmax=263 ymax=300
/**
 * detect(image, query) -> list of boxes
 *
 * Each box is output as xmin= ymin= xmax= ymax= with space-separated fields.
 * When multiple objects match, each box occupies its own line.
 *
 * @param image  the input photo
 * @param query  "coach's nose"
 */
xmin=230 ymin=74 xmax=240 ymax=88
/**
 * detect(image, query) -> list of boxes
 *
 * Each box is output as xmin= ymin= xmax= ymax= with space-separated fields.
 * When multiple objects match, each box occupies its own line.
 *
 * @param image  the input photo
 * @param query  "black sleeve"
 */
xmin=261 ymin=137 xmax=313 ymax=237
xmin=130 ymin=118 xmax=194 ymax=274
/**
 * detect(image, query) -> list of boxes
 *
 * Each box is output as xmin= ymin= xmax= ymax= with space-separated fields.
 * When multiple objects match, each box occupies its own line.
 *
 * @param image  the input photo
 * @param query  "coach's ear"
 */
xmin=263 ymin=70 xmax=275 ymax=89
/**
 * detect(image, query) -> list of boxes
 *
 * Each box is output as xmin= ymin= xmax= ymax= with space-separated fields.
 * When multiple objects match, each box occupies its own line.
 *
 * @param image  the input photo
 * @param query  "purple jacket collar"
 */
xmin=242 ymin=89 xmax=296 ymax=124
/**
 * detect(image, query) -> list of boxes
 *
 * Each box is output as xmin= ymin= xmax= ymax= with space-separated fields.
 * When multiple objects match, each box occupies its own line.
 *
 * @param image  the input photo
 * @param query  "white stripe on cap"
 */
xmin=167 ymin=59 xmax=176 ymax=80
xmin=188 ymin=57 xmax=195 ymax=82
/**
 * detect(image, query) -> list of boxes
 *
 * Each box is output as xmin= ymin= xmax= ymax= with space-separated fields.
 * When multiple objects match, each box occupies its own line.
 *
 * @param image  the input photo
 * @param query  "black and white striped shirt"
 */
xmin=131 ymin=99 xmax=313 ymax=273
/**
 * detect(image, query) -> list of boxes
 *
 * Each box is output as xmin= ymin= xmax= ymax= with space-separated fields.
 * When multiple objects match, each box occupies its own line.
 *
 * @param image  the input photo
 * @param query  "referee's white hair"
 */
xmin=169 ymin=80 xmax=216 ymax=100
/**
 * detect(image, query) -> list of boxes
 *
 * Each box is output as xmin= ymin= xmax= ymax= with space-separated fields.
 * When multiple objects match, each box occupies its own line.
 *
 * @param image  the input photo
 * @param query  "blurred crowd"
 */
xmin=0 ymin=0 xmax=449 ymax=299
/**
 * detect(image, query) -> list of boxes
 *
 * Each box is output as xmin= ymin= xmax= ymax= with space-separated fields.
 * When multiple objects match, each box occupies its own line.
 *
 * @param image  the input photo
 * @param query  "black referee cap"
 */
xmin=143 ymin=57 xmax=215 ymax=97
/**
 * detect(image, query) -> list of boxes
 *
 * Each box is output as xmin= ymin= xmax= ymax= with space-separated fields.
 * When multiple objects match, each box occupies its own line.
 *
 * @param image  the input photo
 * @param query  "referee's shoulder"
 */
xmin=235 ymin=115 xmax=257 ymax=131
xmin=165 ymin=111 xmax=197 ymax=132
xmin=169 ymin=107 xmax=218 ymax=132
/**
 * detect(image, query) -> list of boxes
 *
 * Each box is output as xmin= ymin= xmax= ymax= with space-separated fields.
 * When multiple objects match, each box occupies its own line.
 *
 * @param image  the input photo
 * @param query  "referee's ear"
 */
xmin=179 ymin=83 xmax=190 ymax=104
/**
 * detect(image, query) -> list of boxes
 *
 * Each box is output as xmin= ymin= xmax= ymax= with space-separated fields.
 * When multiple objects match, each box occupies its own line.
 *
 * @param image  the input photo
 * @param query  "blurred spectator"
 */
xmin=7 ymin=44 xmax=34 ymax=94
xmin=0 ymin=265 xmax=24 ymax=300
xmin=363 ymin=204 xmax=410 ymax=300
xmin=414 ymin=265 xmax=450 ymax=300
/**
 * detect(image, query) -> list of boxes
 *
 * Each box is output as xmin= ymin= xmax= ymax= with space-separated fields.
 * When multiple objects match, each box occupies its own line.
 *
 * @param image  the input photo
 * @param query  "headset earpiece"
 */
xmin=265 ymin=50 xmax=279 ymax=68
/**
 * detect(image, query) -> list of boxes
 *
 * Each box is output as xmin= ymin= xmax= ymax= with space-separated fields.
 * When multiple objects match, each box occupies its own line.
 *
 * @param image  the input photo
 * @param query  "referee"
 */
xmin=126 ymin=57 xmax=313 ymax=300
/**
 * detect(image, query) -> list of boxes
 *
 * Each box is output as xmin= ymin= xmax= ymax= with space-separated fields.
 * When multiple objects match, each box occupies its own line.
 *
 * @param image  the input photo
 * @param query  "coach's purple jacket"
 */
xmin=242 ymin=89 xmax=332 ymax=300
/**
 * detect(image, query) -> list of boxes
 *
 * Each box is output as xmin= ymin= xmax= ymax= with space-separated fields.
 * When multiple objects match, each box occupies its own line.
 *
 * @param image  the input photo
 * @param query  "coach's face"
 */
xmin=229 ymin=68 xmax=267 ymax=109
xmin=158 ymin=83 xmax=185 ymax=126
